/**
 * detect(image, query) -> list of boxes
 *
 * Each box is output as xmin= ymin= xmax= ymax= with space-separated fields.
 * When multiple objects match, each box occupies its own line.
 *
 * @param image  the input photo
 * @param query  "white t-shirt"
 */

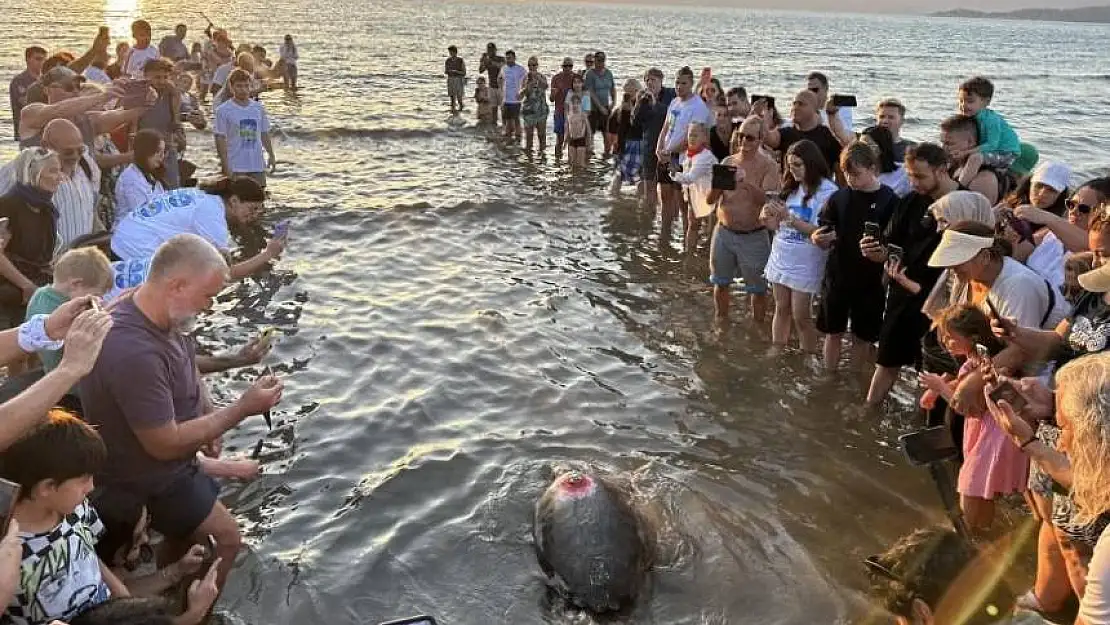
xmin=83 ymin=66 xmax=111 ymax=84
xmin=107 ymin=257 xmax=152 ymax=301
xmin=985 ymin=256 xmax=1069 ymax=331
xmin=675 ymin=149 xmax=718 ymax=218
xmin=114 ymin=165 xmax=166 ymax=225
xmin=500 ymin=64 xmax=527 ymax=104
xmin=123 ymin=45 xmax=161 ymax=78
xmin=1026 ymin=231 xmax=1066 ymax=290
xmin=214 ymin=99 xmax=271 ymax=174
xmin=662 ymin=95 xmax=713 ymax=154
xmin=819 ymin=107 xmax=854 ymax=132
xmin=111 ymin=188 xmax=231 ymax=259
xmin=764 ymin=178 xmax=839 ymax=294
xmin=879 ymin=166 xmax=912 ymax=198
xmin=1083 ymin=525 xmax=1110 ymax=624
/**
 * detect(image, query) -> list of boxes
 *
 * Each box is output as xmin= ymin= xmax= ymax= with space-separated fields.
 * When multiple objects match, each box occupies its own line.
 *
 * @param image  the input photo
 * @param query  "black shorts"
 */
xmin=656 ymin=158 xmax=679 ymax=186
xmin=502 ymin=103 xmax=521 ymax=121
xmin=92 ymin=463 xmax=219 ymax=541
xmin=569 ymin=137 xmax=588 ymax=148
xmin=816 ymin=279 xmax=885 ymax=342
xmin=588 ymin=109 xmax=605 ymax=133
xmin=642 ymin=149 xmax=659 ymax=182
xmin=876 ymin=299 xmax=931 ymax=368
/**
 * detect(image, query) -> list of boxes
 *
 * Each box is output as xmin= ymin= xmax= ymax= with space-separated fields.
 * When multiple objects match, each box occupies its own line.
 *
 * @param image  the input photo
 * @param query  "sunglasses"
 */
xmin=562 ymin=64 xmax=572 ymax=68
xmin=528 ymin=63 xmax=538 ymax=67
xmin=1066 ymin=198 xmax=1094 ymax=214
xmin=808 ymin=86 xmax=821 ymax=93
xmin=740 ymin=133 xmax=760 ymax=142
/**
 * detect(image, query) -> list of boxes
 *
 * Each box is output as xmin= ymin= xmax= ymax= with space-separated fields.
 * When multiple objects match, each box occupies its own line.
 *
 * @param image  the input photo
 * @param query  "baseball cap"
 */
xmin=562 ymin=57 xmax=573 ymax=67
xmin=928 ymin=229 xmax=994 ymax=268
xmin=1031 ymin=161 xmax=1071 ymax=193
xmin=41 ymin=66 xmax=84 ymax=88
xmin=1079 ymin=263 xmax=1110 ymax=293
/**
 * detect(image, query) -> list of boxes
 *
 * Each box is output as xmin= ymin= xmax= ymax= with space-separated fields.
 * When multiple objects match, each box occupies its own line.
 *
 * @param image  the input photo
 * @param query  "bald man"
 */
xmin=757 ymin=89 xmax=844 ymax=176
xmin=40 ymin=118 xmax=103 ymax=253
xmin=82 ymin=233 xmax=282 ymax=597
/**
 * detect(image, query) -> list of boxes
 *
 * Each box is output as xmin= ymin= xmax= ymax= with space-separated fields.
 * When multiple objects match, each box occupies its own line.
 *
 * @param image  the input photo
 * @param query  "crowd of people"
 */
xmin=0 ymin=17 xmax=297 ymax=625
xmin=450 ymin=41 xmax=1110 ymax=624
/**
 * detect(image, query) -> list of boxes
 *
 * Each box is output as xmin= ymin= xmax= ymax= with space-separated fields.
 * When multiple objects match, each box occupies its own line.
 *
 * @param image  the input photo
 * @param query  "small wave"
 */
xmin=281 ymin=126 xmax=464 ymax=141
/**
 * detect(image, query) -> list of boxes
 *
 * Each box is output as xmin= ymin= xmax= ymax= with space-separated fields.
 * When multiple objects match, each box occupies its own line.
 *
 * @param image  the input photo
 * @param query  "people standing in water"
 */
xmin=445 ymin=45 xmax=466 ymax=114
xmin=478 ymin=42 xmax=504 ymax=126
xmin=550 ymin=58 xmax=576 ymax=160
xmin=520 ymin=57 xmax=549 ymax=153
xmin=565 ymin=95 xmax=590 ymax=170
xmin=279 ymin=35 xmax=299 ymax=91
xmin=474 ymin=77 xmax=492 ymax=125
xmin=498 ymin=50 xmax=527 ymax=142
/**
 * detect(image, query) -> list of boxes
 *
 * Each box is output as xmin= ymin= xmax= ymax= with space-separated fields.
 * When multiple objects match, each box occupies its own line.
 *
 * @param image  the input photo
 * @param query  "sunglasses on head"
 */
xmin=1066 ymin=198 xmax=1094 ymax=214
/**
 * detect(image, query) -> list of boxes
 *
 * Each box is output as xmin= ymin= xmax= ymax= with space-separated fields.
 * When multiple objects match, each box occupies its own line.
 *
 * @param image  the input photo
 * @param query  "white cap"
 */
xmin=1031 ymin=161 xmax=1071 ymax=193
xmin=928 ymin=230 xmax=994 ymax=268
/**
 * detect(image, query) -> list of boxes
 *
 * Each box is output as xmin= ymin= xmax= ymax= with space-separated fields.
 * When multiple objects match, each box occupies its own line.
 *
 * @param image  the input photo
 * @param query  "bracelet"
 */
xmin=1020 ymin=436 xmax=1038 ymax=450
xmin=17 ymin=315 xmax=64 ymax=353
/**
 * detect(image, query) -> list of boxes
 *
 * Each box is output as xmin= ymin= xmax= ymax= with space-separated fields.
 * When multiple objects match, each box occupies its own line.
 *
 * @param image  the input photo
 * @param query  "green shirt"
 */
xmin=24 ymin=286 xmax=68 ymax=372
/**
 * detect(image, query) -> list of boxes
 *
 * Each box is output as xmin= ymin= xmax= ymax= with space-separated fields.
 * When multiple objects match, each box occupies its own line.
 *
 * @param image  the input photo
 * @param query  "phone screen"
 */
xmin=0 ymin=479 xmax=21 ymax=534
xmin=273 ymin=220 xmax=290 ymax=239
xmin=863 ymin=221 xmax=881 ymax=239
xmin=711 ymin=165 xmax=736 ymax=191
xmin=989 ymin=382 xmax=1028 ymax=413
xmin=900 ymin=426 xmax=959 ymax=466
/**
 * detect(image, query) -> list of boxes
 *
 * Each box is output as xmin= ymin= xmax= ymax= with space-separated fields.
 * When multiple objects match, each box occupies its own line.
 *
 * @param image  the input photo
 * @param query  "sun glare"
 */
xmin=104 ymin=0 xmax=140 ymax=39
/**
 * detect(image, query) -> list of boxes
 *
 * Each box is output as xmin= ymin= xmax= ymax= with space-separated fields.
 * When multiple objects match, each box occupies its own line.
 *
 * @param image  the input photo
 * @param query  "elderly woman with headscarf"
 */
xmin=0 ymin=148 xmax=65 ymax=319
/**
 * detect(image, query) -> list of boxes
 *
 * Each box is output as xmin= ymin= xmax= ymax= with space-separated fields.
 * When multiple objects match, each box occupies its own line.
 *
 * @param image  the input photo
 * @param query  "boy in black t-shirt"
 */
xmin=812 ymin=142 xmax=898 ymax=370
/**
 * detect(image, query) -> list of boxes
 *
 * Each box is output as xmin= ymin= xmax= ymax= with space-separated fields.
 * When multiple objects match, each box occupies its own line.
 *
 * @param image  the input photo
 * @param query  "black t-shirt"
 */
xmin=778 ymin=124 xmax=842 ymax=173
xmin=1060 ymin=290 xmax=1110 ymax=368
xmin=819 ymin=185 xmax=898 ymax=286
xmin=885 ymin=192 xmax=944 ymax=300
xmin=710 ymin=123 xmax=733 ymax=161
xmin=445 ymin=56 xmax=465 ymax=77
xmin=0 ymin=191 xmax=57 ymax=287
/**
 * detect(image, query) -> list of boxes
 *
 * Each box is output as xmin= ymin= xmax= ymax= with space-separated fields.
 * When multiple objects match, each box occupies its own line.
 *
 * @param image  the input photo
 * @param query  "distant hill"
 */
xmin=932 ymin=5 xmax=1110 ymax=23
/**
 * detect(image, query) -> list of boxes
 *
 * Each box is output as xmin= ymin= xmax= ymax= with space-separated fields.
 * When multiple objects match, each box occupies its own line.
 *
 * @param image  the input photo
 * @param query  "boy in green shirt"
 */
xmin=25 ymin=247 xmax=113 ymax=373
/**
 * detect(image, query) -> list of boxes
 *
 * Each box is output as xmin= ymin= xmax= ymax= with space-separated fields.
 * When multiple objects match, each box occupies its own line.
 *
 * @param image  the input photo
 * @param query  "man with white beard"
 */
xmin=80 ymin=234 xmax=283 ymax=597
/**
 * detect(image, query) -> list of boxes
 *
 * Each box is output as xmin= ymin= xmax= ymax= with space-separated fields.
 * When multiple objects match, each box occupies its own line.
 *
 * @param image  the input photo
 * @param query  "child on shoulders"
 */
xmin=956 ymin=76 xmax=1021 ymax=188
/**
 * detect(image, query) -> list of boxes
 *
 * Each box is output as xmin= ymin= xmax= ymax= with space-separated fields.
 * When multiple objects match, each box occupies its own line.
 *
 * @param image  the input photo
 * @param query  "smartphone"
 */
xmin=830 ymin=94 xmax=858 ymax=108
xmin=975 ymin=343 xmax=991 ymax=360
xmin=750 ymin=94 xmax=775 ymax=109
xmin=261 ymin=366 xmax=274 ymax=430
xmin=711 ymin=165 xmax=737 ymax=191
xmin=900 ymin=426 xmax=959 ymax=466
xmin=886 ymin=243 xmax=904 ymax=265
xmin=0 ymin=479 xmax=20 ymax=534
xmin=273 ymin=220 xmax=290 ymax=240
xmin=984 ymin=297 xmax=1002 ymax=320
xmin=0 ymin=217 xmax=10 ymax=238
xmin=989 ymin=380 xmax=1028 ymax=413
xmin=199 ymin=534 xmax=218 ymax=571
xmin=120 ymin=79 xmax=152 ymax=108
xmin=251 ymin=438 xmax=265 ymax=460
xmin=863 ymin=221 xmax=882 ymax=240
xmin=89 ymin=298 xmax=102 ymax=313
xmin=378 ymin=617 xmax=438 ymax=625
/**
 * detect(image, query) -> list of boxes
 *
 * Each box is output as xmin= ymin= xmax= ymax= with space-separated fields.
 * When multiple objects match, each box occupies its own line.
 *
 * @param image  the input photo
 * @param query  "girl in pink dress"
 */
xmin=919 ymin=304 xmax=1029 ymax=535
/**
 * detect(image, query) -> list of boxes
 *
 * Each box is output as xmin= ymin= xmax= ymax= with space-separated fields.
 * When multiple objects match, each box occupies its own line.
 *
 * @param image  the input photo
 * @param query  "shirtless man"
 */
xmin=706 ymin=116 xmax=780 ymax=323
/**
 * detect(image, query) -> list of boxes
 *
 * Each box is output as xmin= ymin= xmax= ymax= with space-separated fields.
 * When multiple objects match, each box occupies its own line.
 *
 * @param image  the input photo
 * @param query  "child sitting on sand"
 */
xmin=566 ymin=94 xmax=590 ymax=169
xmin=475 ymin=76 xmax=493 ymax=124
xmin=956 ymin=76 xmax=1021 ymax=188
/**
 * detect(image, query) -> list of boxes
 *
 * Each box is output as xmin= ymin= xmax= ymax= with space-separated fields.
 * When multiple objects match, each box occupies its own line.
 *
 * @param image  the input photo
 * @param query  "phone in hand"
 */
xmin=0 ymin=478 xmax=21 ymax=535
xmin=750 ymin=94 xmax=775 ymax=109
xmin=975 ymin=343 xmax=991 ymax=360
xmin=0 ymin=217 xmax=10 ymax=239
xmin=886 ymin=243 xmax=904 ymax=266
xmin=378 ymin=617 xmax=438 ymax=625
xmin=863 ymin=221 xmax=882 ymax=240
xmin=273 ymin=220 xmax=290 ymax=240
xmin=200 ymin=534 xmax=218 ymax=571
xmin=711 ymin=165 xmax=737 ymax=191
xmin=830 ymin=94 xmax=858 ymax=108
xmin=900 ymin=426 xmax=959 ymax=466
xmin=261 ymin=366 xmax=274 ymax=430
xmin=120 ymin=79 xmax=152 ymax=108
xmin=984 ymin=297 xmax=1002 ymax=321
xmin=989 ymin=380 xmax=1028 ymax=413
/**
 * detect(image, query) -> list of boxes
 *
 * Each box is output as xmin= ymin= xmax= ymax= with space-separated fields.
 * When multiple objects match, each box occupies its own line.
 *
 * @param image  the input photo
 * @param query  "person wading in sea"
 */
xmin=705 ymin=116 xmax=781 ymax=325
xmin=478 ymin=42 xmax=504 ymax=126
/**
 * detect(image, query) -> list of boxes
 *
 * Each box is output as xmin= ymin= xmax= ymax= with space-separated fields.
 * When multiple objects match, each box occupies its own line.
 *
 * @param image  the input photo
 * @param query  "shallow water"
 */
xmin=5 ymin=1 xmax=1110 ymax=622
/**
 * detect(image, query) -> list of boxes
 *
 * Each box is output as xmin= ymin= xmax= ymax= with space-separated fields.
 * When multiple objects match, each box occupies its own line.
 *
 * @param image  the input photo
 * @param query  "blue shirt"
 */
xmin=975 ymin=108 xmax=1020 ymax=156
xmin=584 ymin=68 xmax=615 ymax=109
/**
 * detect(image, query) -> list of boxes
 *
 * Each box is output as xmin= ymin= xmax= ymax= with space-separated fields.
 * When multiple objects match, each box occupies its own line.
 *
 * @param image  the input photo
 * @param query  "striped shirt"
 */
xmin=52 ymin=152 xmax=101 ymax=255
